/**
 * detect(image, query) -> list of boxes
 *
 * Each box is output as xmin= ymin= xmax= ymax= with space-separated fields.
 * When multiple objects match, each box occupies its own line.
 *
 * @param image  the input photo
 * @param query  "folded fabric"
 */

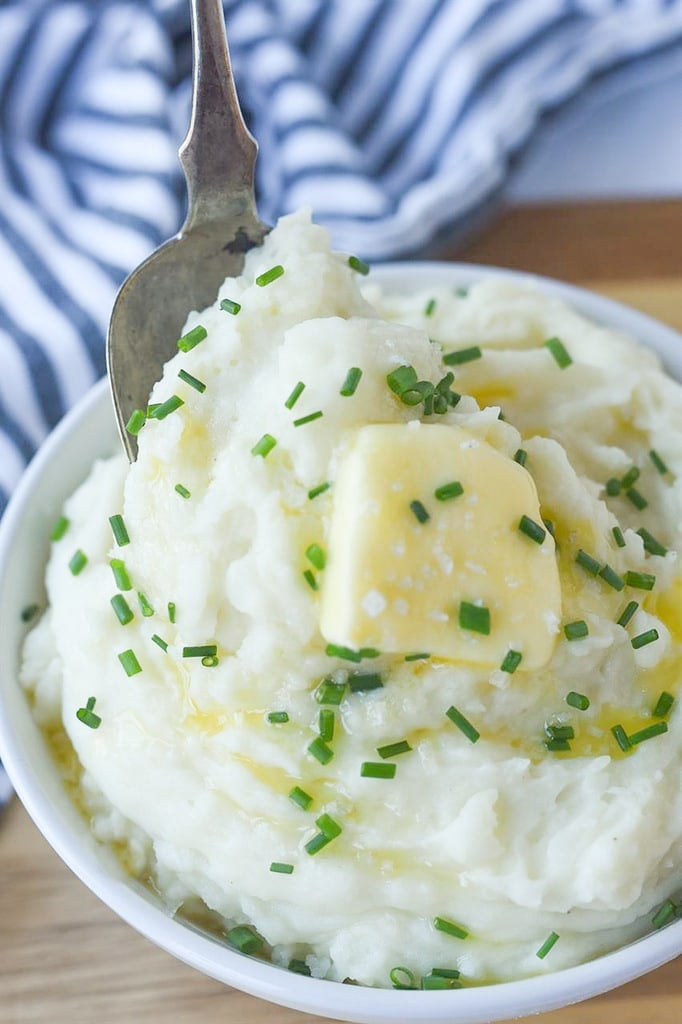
xmin=1 ymin=0 xmax=681 ymax=810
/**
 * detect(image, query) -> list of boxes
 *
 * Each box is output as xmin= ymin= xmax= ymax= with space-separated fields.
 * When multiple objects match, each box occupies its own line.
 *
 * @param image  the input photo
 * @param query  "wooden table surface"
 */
xmin=2 ymin=200 xmax=681 ymax=1024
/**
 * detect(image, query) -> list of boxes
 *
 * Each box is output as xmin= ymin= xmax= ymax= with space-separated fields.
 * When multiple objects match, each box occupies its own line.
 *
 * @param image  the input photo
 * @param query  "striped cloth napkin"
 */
xmin=1 ymin=0 xmax=681 ymax=807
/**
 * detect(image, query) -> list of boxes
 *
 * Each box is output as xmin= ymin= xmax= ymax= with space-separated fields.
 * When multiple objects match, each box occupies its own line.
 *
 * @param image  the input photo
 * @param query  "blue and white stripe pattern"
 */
xmin=0 ymin=0 xmax=681 ymax=808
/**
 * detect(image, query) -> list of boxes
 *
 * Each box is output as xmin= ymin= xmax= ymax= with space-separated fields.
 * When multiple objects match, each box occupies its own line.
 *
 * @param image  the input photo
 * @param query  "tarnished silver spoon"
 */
xmin=107 ymin=0 xmax=268 ymax=460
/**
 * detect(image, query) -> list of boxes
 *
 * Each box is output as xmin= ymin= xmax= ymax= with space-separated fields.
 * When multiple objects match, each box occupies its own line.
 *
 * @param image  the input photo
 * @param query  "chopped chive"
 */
xmin=519 ymin=515 xmax=546 ymax=545
xmin=566 ymin=691 xmax=590 ymax=711
xmin=125 ymin=407 xmax=146 ymax=435
xmin=410 ymin=499 xmax=430 ymax=524
xmin=302 ymin=569 xmax=318 ymax=591
xmin=612 ymin=526 xmax=626 ymax=548
xmin=69 ymin=549 xmax=87 ymax=575
xmin=318 ymin=813 xmax=342 ymax=838
xmin=147 ymin=404 xmax=160 ymax=417
xmin=315 ymin=679 xmax=346 ymax=705
xmin=544 ymin=336 xmax=572 ymax=368
xmin=443 ymin=345 xmax=482 ymax=366
xmin=575 ymin=549 xmax=601 ymax=575
xmin=359 ymin=647 xmax=381 ymax=659
xmin=636 ymin=528 xmax=667 ymax=556
xmin=625 ymin=487 xmax=648 ymax=510
xmin=543 ymin=518 xmax=556 ymax=539
xmin=631 ymin=628 xmax=659 ymax=650
xmin=289 ymin=786 xmax=313 ymax=811
xmin=220 ymin=298 xmax=241 ymax=315
xmin=305 ymin=827 xmax=339 ymax=856
xmin=168 ymin=601 xmax=176 ymax=624
xmin=178 ymin=369 xmax=206 ymax=393
xmin=621 ymin=466 xmax=640 ymax=489
xmin=599 ymin=564 xmax=625 ymax=591
xmin=177 ymin=325 xmax=207 ymax=352
xmin=306 ymin=543 xmax=326 ymax=570
xmin=118 ymin=649 xmax=142 ymax=677
xmin=430 ymin=968 xmax=461 ymax=979
xmin=288 ymin=958 xmax=311 ymax=976
xmin=255 ymin=264 xmax=284 ymax=287
xmin=270 ymin=861 xmax=294 ymax=874
xmin=21 ymin=604 xmax=40 ymax=623
xmin=308 ymin=481 xmax=330 ymax=500
xmin=500 ymin=649 xmax=522 ymax=674
xmin=446 ymin=705 xmax=480 ymax=744
xmin=614 ymin=598 xmax=638 ymax=630
xmin=307 ymin=737 xmax=334 ymax=764
xmin=564 ymin=620 xmax=588 ymax=640
xmin=386 ymin=365 xmax=418 ymax=396
xmin=514 ymin=449 xmax=527 ymax=467
xmin=433 ymin=916 xmax=468 ymax=940
xmin=605 ymin=478 xmax=621 ymax=496
xmin=611 ymin=724 xmax=631 ymax=752
xmin=624 ymin=570 xmax=656 ymax=591
xmin=110 ymin=558 xmax=132 ymax=591
xmin=149 ymin=395 xmax=184 ymax=420
xmin=545 ymin=724 xmax=575 ymax=741
xmin=390 ymin=967 xmax=417 ymax=990
xmin=545 ymin=738 xmax=570 ymax=752
xmin=284 ymin=381 xmax=305 ymax=409
xmin=629 ymin=720 xmax=667 ymax=745
xmin=456 ymin=286 xmax=469 ymax=297
xmin=652 ymin=899 xmax=677 ymax=929
xmin=202 ymin=655 xmax=219 ymax=668
xmin=649 ymin=449 xmax=669 ymax=475
xmin=404 ymin=652 xmax=430 ymax=662
xmin=326 ymin=643 xmax=362 ymax=663
xmin=459 ymin=601 xmax=490 ymax=635
xmin=226 ymin=925 xmax=263 ymax=954
xmin=361 ymin=761 xmax=396 ymax=779
xmin=76 ymin=696 xmax=101 ymax=729
xmin=293 ymin=410 xmax=323 ymax=427
xmin=109 ymin=514 xmax=130 ymax=546
xmin=434 ymin=481 xmax=463 ymax=502
xmin=536 ymin=932 xmax=560 ymax=960
xmin=267 ymin=711 xmax=289 ymax=724
xmin=50 ymin=515 xmax=70 ymax=541
xmin=421 ymin=977 xmax=461 ymax=990
xmin=348 ymin=255 xmax=369 ymax=275
xmin=151 ymin=633 xmax=168 ymax=652
xmin=424 ymin=298 xmax=437 ymax=317
xmin=340 ymin=367 xmax=362 ymax=396
xmin=251 ymin=433 xmax=277 ymax=457
xmin=174 ymin=483 xmax=191 ymax=499
xmin=319 ymin=709 xmax=335 ymax=742
xmin=377 ymin=740 xmax=412 ymax=759
xmin=110 ymin=594 xmax=134 ymax=625
xmin=349 ymin=673 xmax=383 ymax=693
xmin=653 ymin=692 xmax=674 ymax=718
xmin=182 ymin=644 xmax=217 ymax=658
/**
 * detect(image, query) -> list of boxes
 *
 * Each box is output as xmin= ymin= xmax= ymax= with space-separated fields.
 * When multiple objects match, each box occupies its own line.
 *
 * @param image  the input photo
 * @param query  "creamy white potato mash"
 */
xmin=22 ymin=211 xmax=682 ymax=988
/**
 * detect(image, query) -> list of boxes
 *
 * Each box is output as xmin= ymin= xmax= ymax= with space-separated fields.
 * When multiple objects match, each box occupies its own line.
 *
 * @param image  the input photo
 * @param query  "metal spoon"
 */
xmin=107 ymin=0 xmax=268 ymax=460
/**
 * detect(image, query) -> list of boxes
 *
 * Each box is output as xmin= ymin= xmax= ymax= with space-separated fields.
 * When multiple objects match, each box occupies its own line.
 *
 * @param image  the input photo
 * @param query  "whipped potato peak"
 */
xmin=21 ymin=210 xmax=682 ymax=989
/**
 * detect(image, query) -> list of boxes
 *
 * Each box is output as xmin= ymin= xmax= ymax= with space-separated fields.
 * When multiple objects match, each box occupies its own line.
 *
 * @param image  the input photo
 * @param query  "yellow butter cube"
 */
xmin=320 ymin=423 xmax=561 ymax=669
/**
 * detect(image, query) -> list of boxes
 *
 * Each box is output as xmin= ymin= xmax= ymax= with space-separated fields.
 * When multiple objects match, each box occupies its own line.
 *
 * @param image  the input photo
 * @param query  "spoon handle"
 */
xmin=180 ymin=0 xmax=260 ymax=234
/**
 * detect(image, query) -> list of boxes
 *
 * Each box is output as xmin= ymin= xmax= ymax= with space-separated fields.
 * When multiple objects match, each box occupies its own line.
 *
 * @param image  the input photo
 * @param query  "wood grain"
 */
xmin=1 ymin=201 xmax=680 ymax=1024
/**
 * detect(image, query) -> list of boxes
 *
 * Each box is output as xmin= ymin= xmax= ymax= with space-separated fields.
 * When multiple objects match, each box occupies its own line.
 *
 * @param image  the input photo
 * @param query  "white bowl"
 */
xmin=0 ymin=263 xmax=680 ymax=1024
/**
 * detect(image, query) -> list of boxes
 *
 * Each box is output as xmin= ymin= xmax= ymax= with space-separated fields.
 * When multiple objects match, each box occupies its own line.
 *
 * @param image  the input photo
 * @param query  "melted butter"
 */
xmin=320 ymin=423 xmax=561 ymax=669
xmin=645 ymin=578 xmax=682 ymax=642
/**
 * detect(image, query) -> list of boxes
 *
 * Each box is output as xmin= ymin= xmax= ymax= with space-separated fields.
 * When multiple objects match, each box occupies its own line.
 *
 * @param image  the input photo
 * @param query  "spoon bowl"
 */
xmin=107 ymin=0 xmax=267 ymax=460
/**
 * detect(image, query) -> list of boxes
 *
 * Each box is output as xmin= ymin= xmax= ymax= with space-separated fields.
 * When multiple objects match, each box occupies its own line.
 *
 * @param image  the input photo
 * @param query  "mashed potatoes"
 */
xmin=22 ymin=210 xmax=682 ymax=988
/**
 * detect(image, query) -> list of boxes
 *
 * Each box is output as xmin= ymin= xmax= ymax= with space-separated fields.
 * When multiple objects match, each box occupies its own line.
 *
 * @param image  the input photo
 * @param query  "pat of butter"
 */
xmin=320 ymin=423 xmax=561 ymax=669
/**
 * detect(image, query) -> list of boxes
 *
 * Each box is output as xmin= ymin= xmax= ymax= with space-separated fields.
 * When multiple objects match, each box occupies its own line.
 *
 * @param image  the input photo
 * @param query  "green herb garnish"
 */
xmin=575 ymin=549 xmax=600 ymax=575
xmin=220 ymin=298 xmax=241 ymax=315
xmin=68 ymin=550 xmax=87 ymax=576
xmin=361 ymin=761 xmax=396 ymax=779
xmin=349 ymin=673 xmax=383 ymax=693
xmin=76 ymin=696 xmax=101 ymax=729
xmin=446 ymin=705 xmax=480 ymax=743
xmin=109 ymin=514 xmax=130 ymax=546
xmin=270 ymin=862 xmax=294 ymax=874
xmin=226 ymin=925 xmax=263 ymax=954
xmin=149 ymin=395 xmax=184 ymax=420
xmin=174 ymin=483 xmax=191 ymax=499
xmin=599 ymin=564 xmax=625 ymax=591
xmin=536 ymin=932 xmax=560 ymax=960
xmin=443 ymin=345 xmax=482 ymax=366
xmin=306 ymin=543 xmax=326 ymax=570
xmin=293 ymin=410 xmax=323 ymax=427
xmin=255 ymin=264 xmax=284 ymax=287
xmin=340 ymin=367 xmax=363 ymax=396
xmin=308 ymin=481 xmax=330 ymax=500
xmin=629 ymin=721 xmax=667 ymax=745
xmin=653 ymin=692 xmax=674 ymax=718
xmin=118 ymin=649 xmax=142 ymax=677
xmin=50 ymin=515 xmax=70 ymax=541
xmin=307 ymin=737 xmax=334 ymax=764
xmin=624 ymin=570 xmax=656 ymax=591
xmin=284 ymin=381 xmax=305 ymax=409
xmin=519 ymin=515 xmax=546 ymax=545
xmin=267 ymin=711 xmax=289 ymax=724
xmin=433 ymin=916 xmax=468 ymax=940
xmin=636 ymin=528 xmax=667 ymax=556
xmin=631 ymin=628 xmax=659 ymax=650
xmin=110 ymin=594 xmax=134 ymax=626
xmin=434 ymin=481 xmax=463 ymax=502
xmin=500 ymin=649 xmax=522 ymax=674
xmin=459 ymin=601 xmax=490 ymax=635
xmin=566 ymin=691 xmax=590 ymax=711
xmin=183 ymin=644 xmax=217 ymax=658
xmin=289 ymin=786 xmax=313 ymax=810
xmin=177 ymin=325 xmax=207 ymax=352
xmin=377 ymin=740 xmax=412 ymax=759
xmin=617 ymin=600 xmax=639 ymax=627
xmin=564 ymin=620 xmax=588 ymax=640
xmin=544 ymin=337 xmax=572 ymax=368
xmin=514 ymin=449 xmax=527 ymax=467
xmin=251 ymin=433 xmax=277 ymax=457
xmin=649 ymin=449 xmax=669 ymax=475
xmin=348 ymin=255 xmax=369 ymax=275
xmin=612 ymin=526 xmax=626 ymax=548
xmin=410 ymin=499 xmax=430 ymax=524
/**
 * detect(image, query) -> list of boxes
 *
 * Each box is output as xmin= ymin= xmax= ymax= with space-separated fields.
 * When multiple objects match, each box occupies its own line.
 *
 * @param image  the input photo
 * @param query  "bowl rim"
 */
xmin=0 ymin=261 xmax=680 ymax=1024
